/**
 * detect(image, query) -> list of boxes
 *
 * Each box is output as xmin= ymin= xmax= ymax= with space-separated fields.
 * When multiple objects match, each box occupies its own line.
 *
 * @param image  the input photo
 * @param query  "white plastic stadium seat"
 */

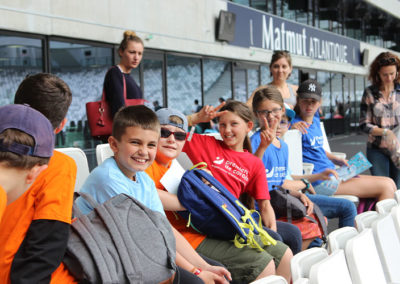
xmin=327 ymin=226 xmax=358 ymax=253
xmin=395 ymin=190 xmax=400 ymax=203
xmin=293 ymin=279 xmax=309 ymax=284
xmin=372 ymin=213 xmax=400 ymax=283
xmin=375 ymin=198 xmax=397 ymax=215
xmin=354 ymin=210 xmax=380 ymax=232
xmin=392 ymin=205 xmax=400 ymax=240
xmin=282 ymin=129 xmax=303 ymax=175
xmin=250 ymin=275 xmax=288 ymax=284
xmin=320 ymin=122 xmax=332 ymax=153
xmin=345 ymin=228 xmax=386 ymax=284
xmin=332 ymin=194 xmax=359 ymax=204
xmin=96 ymin=143 xmax=114 ymax=165
xmin=57 ymin=147 xmax=90 ymax=192
xmin=290 ymin=247 xmax=328 ymax=283
xmin=309 ymin=249 xmax=352 ymax=284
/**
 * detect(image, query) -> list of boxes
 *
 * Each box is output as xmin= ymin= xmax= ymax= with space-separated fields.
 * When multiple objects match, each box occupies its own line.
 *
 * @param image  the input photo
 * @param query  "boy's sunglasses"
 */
xmin=160 ymin=128 xmax=186 ymax=141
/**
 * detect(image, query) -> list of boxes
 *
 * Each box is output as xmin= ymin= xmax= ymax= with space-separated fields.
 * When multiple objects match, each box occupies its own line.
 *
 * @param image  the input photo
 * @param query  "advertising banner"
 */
xmin=228 ymin=2 xmax=361 ymax=66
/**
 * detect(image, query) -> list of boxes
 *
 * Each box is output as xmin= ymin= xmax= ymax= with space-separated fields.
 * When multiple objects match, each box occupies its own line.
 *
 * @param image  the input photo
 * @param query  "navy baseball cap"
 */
xmin=156 ymin=108 xmax=188 ymax=131
xmin=297 ymin=79 xmax=322 ymax=100
xmin=0 ymin=104 xmax=55 ymax=158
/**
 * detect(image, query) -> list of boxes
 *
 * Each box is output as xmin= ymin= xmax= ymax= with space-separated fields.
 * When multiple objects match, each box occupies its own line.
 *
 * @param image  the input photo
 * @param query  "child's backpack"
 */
xmin=177 ymin=164 xmax=277 ymax=251
xmin=270 ymin=185 xmax=328 ymax=243
xmin=63 ymin=193 xmax=176 ymax=284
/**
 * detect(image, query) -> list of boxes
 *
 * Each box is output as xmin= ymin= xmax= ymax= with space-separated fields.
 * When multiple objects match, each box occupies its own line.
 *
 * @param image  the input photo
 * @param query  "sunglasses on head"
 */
xmin=160 ymin=128 xmax=186 ymax=141
xmin=273 ymin=50 xmax=290 ymax=55
xmin=378 ymin=57 xmax=396 ymax=66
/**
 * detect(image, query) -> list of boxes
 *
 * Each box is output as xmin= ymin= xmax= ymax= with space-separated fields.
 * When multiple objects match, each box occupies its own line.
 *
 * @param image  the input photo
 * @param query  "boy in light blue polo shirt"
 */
xmin=76 ymin=105 xmax=163 ymax=215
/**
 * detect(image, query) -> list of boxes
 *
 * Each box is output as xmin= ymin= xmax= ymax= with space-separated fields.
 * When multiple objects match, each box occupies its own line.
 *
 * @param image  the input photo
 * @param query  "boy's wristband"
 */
xmin=191 ymin=267 xmax=202 ymax=276
xmin=383 ymin=128 xmax=387 ymax=137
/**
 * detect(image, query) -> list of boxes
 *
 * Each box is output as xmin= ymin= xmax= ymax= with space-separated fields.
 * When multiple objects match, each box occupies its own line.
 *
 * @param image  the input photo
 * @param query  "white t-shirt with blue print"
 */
xmin=251 ymin=131 xmax=288 ymax=192
xmin=291 ymin=115 xmax=335 ymax=186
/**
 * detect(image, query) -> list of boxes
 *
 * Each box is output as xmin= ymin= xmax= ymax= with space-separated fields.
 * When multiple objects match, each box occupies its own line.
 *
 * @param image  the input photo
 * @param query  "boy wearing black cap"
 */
xmin=292 ymin=79 xmax=395 ymax=201
xmin=0 ymin=104 xmax=54 ymax=222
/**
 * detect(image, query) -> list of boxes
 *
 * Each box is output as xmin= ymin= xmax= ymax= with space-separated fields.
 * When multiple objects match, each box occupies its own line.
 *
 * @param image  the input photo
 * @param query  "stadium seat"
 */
xmin=96 ymin=143 xmax=113 ymax=165
xmin=327 ymin=226 xmax=358 ymax=253
xmin=345 ymin=228 xmax=386 ymax=284
xmin=309 ymin=249 xmax=352 ymax=284
xmin=290 ymin=247 xmax=328 ymax=283
xmin=375 ymin=198 xmax=397 ymax=215
xmin=354 ymin=210 xmax=380 ymax=232
xmin=331 ymin=194 xmax=359 ymax=204
xmin=250 ymin=275 xmax=288 ymax=284
xmin=372 ymin=213 xmax=400 ymax=283
xmin=282 ymin=129 xmax=303 ymax=175
xmin=392 ymin=205 xmax=400 ymax=240
xmin=295 ymin=278 xmax=307 ymax=284
xmin=57 ymin=147 xmax=90 ymax=192
xmin=395 ymin=190 xmax=400 ymax=203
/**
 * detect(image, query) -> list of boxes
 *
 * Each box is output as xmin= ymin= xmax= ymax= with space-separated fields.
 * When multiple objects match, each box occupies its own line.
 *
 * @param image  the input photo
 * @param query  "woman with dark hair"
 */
xmin=360 ymin=51 xmax=400 ymax=187
xmin=103 ymin=30 xmax=144 ymax=117
xmin=247 ymin=50 xmax=298 ymax=109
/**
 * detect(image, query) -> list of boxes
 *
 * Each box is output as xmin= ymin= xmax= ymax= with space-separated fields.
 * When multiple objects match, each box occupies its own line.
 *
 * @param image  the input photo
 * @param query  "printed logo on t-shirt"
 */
xmin=310 ymin=135 xmax=324 ymax=148
xmin=265 ymin=166 xmax=286 ymax=182
xmin=213 ymin=157 xmax=225 ymax=165
xmin=310 ymin=137 xmax=316 ymax=146
xmin=266 ymin=167 xmax=274 ymax=178
xmin=211 ymin=157 xmax=249 ymax=184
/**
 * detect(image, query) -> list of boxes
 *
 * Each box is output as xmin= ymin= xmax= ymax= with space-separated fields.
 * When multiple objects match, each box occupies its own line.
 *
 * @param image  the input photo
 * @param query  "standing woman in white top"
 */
xmin=247 ymin=50 xmax=298 ymax=109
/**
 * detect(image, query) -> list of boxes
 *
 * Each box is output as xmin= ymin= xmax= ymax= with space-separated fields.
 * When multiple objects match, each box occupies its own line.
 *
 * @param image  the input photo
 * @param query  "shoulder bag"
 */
xmin=86 ymin=67 xmax=147 ymax=137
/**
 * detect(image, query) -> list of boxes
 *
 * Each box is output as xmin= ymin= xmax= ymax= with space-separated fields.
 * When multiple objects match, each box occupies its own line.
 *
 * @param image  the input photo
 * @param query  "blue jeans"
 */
xmin=367 ymin=146 xmax=400 ymax=188
xmin=307 ymin=193 xmax=357 ymax=228
xmin=277 ymin=221 xmax=302 ymax=255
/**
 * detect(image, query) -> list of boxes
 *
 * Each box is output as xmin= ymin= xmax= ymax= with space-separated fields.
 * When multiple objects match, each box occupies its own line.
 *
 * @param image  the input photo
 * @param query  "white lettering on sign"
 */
xmin=262 ymin=15 xmax=348 ymax=63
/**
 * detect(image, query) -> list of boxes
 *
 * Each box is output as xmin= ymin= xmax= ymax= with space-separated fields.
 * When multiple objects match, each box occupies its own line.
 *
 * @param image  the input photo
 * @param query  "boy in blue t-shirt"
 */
xmin=76 ymin=105 xmax=231 ymax=284
xmin=76 ymin=106 xmax=163 ymax=214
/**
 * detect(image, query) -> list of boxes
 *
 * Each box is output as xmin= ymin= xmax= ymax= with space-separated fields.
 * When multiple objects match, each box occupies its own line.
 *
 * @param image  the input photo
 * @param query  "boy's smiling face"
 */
xmin=109 ymin=126 xmax=159 ymax=179
xmin=156 ymin=124 xmax=186 ymax=163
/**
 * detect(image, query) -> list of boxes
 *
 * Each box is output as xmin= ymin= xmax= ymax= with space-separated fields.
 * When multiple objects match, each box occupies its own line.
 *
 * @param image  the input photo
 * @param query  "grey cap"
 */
xmin=297 ymin=79 xmax=322 ymax=100
xmin=156 ymin=108 xmax=188 ymax=131
xmin=0 ymin=104 xmax=55 ymax=158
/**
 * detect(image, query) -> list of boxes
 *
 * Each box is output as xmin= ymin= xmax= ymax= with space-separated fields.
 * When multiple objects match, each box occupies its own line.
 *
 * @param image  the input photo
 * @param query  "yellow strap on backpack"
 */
xmin=236 ymin=201 xmax=277 ymax=247
xmin=190 ymin=162 xmax=208 ymax=171
xmin=222 ymin=202 xmax=276 ymax=251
